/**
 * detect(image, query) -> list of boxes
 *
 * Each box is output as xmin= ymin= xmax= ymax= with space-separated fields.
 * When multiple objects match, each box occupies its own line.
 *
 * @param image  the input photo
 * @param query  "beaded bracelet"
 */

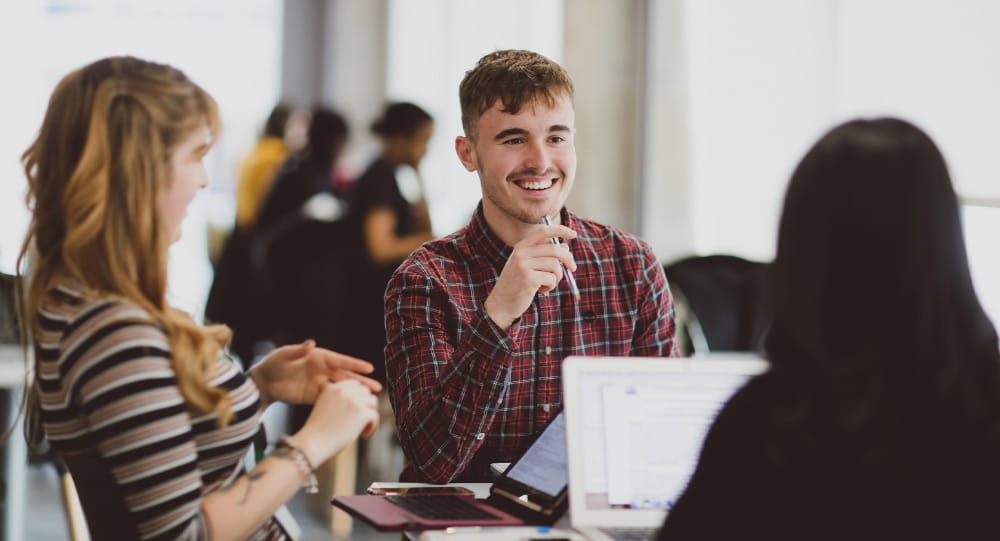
xmin=275 ymin=436 xmax=318 ymax=494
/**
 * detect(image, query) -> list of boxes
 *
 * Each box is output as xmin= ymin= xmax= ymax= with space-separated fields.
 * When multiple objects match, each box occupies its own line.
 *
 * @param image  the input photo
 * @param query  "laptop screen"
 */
xmin=562 ymin=356 xmax=767 ymax=526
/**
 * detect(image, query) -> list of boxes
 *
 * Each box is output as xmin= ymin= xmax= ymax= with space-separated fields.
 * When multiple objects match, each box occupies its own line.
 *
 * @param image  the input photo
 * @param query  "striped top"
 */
xmin=36 ymin=280 xmax=287 ymax=540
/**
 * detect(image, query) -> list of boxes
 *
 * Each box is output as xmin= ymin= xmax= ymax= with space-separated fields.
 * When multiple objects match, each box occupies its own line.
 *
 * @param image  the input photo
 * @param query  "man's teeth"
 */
xmin=518 ymin=179 xmax=554 ymax=190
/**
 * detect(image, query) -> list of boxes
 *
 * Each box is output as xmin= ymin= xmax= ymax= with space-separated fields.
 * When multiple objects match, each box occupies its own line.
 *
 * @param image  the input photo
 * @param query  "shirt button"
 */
xmin=542 ymin=404 xmax=551 ymax=412
xmin=544 ymin=346 xmax=552 ymax=355
xmin=475 ymin=432 xmax=485 ymax=440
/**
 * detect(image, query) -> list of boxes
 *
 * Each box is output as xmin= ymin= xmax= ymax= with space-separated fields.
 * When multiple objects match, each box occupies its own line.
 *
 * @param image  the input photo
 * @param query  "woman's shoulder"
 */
xmin=41 ymin=280 xmax=168 ymax=350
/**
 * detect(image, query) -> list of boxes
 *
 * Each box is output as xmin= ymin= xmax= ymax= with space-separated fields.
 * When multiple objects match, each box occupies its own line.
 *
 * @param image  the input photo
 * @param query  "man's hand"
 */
xmin=249 ymin=340 xmax=383 ymax=407
xmin=484 ymin=224 xmax=577 ymax=330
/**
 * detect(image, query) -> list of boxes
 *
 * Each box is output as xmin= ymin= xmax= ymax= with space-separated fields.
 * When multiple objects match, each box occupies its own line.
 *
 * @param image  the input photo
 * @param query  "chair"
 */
xmin=663 ymin=255 xmax=770 ymax=356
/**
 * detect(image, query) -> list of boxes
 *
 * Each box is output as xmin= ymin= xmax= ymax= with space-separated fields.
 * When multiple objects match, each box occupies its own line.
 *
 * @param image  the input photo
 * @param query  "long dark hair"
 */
xmin=765 ymin=117 xmax=1000 ymax=462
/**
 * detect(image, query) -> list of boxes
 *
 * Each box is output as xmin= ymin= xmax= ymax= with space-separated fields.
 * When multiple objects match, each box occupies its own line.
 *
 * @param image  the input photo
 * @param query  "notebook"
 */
xmin=333 ymin=410 xmax=569 ymax=531
xmin=562 ymin=355 xmax=767 ymax=541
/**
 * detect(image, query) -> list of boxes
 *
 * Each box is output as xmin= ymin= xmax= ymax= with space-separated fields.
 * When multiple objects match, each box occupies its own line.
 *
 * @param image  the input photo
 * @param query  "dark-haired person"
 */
xmin=658 ymin=118 xmax=1000 ymax=540
xmin=384 ymin=50 xmax=680 ymax=483
xmin=346 ymin=102 xmax=436 ymax=383
xmin=254 ymin=107 xmax=350 ymax=232
xmin=210 ymin=107 xmax=350 ymax=364
xmin=18 ymin=56 xmax=380 ymax=540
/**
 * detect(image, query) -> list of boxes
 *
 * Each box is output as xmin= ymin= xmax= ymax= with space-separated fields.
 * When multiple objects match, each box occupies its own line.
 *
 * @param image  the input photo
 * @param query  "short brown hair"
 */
xmin=459 ymin=49 xmax=574 ymax=137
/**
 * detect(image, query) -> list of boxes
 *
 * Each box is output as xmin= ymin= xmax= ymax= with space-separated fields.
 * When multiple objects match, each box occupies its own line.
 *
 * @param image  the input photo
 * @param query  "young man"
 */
xmin=385 ymin=49 xmax=679 ymax=483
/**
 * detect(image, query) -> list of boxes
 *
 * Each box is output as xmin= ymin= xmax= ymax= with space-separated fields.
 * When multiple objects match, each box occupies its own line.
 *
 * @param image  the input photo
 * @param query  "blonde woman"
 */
xmin=18 ymin=56 xmax=380 ymax=540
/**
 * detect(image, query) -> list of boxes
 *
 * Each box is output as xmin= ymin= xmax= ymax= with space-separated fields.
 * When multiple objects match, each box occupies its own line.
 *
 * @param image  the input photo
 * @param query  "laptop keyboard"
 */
xmin=385 ymin=495 xmax=501 ymax=520
xmin=599 ymin=527 xmax=658 ymax=541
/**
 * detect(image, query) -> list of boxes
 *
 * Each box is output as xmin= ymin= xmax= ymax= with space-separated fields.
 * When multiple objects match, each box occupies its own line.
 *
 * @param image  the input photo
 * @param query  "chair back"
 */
xmin=663 ymin=254 xmax=770 ymax=356
xmin=0 ymin=272 xmax=18 ymax=344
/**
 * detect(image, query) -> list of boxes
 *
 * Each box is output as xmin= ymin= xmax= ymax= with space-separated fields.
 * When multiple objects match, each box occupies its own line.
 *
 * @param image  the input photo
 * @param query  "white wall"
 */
xmin=644 ymin=0 xmax=1000 ymax=264
xmin=0 ymin=0 xmax=283 ymax=319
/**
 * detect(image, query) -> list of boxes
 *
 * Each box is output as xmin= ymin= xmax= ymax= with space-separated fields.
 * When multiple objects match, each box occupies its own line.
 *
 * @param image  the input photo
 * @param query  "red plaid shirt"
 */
xmin=385 ymin=204 xmax=679 ymax=482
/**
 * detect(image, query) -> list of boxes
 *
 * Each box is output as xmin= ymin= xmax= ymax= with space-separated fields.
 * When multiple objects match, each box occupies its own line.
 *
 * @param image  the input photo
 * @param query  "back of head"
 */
xmin=371 ymin=102 xmax=432 ymax=139
xmin=263 ymin=102 xmax=292 ymax=139
xmin=767 ymin=118 xmax=1000 ymax=439
xmin=303 ymin=107 xmax=349 ymax=165
xmin=459 ymin=49 xmax=574 ymax=137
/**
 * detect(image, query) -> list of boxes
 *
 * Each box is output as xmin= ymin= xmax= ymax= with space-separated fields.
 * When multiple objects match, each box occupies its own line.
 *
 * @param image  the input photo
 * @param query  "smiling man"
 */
xmin=384 ymin=49 xmax=679 ymax=483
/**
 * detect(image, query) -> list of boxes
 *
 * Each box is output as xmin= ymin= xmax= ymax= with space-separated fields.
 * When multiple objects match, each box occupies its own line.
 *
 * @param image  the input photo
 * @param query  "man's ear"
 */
xmin=455 ymin=136 xmax=477 ymax=172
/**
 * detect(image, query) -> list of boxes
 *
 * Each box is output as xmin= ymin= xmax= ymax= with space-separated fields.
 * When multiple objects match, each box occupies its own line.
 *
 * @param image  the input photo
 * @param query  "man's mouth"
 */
xmin=514 ymin=178 xmax=556 ymax=191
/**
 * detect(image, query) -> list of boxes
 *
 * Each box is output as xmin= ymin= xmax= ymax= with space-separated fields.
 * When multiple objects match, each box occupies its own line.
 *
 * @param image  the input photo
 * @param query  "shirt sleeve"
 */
xmin=384 ymin=263 xmax=518 ymax=483
xmin=632 ymin=242 xmax=681 ymax=357
xmin=69 ymin=315 xmax=210 ymax=540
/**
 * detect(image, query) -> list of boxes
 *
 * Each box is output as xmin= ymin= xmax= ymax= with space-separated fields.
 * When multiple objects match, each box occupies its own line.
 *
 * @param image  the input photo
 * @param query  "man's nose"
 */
xmin=523 ymin=140 xmax=551 ymax=172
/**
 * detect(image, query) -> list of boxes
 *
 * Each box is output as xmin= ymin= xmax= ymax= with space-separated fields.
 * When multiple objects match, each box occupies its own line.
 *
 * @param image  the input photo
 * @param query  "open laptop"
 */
xmin=562 ymin=355 xmax=767 ymax=541
xmin=333 ymin=410 xmax=569 ymax=531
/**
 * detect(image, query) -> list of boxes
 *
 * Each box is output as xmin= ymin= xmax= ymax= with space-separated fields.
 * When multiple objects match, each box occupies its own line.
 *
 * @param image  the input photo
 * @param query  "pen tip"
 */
xmin=573 ymin=292 xmax=581 ymax=301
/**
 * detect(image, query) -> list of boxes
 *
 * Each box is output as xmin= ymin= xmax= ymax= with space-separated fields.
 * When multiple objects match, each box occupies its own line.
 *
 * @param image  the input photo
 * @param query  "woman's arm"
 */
xmin=202 ymin=380 xmax=378 ymax=541
xmin=364 ymin=206 xmax=435 ymax=264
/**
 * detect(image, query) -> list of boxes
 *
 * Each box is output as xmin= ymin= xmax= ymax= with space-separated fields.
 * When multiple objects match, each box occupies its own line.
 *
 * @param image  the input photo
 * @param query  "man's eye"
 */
xmin=503 ymin=138 xmax=524 ymax=145
xmin=549 ymin=136 xmax=566 ymax=143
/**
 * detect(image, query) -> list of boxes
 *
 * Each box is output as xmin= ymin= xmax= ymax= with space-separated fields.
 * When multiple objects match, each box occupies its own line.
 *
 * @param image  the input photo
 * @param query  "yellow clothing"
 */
xmin=235 ymin=136 xmax=288 ymax=228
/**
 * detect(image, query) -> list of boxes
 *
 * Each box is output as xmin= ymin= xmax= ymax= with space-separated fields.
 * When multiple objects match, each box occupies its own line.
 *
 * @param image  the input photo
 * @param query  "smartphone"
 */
xmin=366 ymin=486 xmax=476 ymax=497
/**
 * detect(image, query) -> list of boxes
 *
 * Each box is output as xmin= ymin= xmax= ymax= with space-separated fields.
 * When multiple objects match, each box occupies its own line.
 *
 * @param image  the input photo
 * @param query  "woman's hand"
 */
xmin=249 ymin=340 xmax=383 ymax=407
xmin=291 ymin=380 xmax=381 ymax=466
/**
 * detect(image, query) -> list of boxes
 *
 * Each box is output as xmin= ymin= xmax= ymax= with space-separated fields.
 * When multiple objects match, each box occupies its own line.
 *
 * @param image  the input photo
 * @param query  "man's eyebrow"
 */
xmin=493 ymin=128 xmax=528 ymax=142
xmin=492 ymin=125 xmax=572 ymax=142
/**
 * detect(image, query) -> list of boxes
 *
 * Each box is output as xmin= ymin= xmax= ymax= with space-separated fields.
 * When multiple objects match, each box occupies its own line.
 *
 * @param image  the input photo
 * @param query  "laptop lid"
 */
xmin=562 ymin=355 xmax=767 ymax=530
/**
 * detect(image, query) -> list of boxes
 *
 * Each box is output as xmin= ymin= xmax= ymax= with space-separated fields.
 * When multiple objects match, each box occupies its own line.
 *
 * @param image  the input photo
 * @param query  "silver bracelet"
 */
xmin=275 ymin=436 xmax=318 ymax=494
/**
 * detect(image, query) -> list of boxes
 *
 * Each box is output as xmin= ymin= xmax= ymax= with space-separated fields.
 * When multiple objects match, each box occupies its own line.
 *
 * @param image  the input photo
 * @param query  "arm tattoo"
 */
xmin=240 ymin=470 xmax=267 ymax=505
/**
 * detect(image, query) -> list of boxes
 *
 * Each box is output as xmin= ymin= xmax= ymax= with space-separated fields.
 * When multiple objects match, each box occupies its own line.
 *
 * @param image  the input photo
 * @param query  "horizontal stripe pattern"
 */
xmin=38 ymin=281 xmax=286 ymax=540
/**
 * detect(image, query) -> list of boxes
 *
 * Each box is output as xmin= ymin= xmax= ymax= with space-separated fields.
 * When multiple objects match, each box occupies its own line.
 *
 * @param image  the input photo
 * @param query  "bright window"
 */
xmin=0 ymin=0 xmax=282 ymax=319
xmin=963 ymin=204 xmax=1000 ymax=330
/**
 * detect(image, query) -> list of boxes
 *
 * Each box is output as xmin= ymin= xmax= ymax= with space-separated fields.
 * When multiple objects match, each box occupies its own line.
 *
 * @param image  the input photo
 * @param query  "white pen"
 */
xmin=541 ymin=215 xmax=581 ymax=301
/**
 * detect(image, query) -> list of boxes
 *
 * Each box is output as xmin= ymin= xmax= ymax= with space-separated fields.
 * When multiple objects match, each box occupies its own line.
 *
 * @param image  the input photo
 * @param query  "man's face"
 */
xmin=456 ymin=91 xmax=576 ymax=232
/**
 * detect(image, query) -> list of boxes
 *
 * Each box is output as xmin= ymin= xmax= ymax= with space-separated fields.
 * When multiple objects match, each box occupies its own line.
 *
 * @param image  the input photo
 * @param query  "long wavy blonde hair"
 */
xmin=18 ymin=56 xmax=235 ymax=427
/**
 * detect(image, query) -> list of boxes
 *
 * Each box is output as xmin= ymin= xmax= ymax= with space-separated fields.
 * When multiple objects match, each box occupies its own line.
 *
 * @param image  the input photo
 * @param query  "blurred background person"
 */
xmin=207 ymin=107 xmax=350 ymax=366
xmin=235 ymin=102 xmax=299 ymax=231
xmin=659 ymin=118 xmax=1000 ymax=540
xmin=345 ymin=101 xmax=435 ymax=384
xmin=206 ymin=103 xmax=299 ymax=366
xmin=254 ymin=107 xmax=351 ymax=232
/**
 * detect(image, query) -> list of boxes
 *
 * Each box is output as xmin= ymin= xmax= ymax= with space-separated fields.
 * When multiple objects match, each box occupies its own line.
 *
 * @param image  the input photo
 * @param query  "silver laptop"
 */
xmin=561 ymin=355 xmax=768 ymax=541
